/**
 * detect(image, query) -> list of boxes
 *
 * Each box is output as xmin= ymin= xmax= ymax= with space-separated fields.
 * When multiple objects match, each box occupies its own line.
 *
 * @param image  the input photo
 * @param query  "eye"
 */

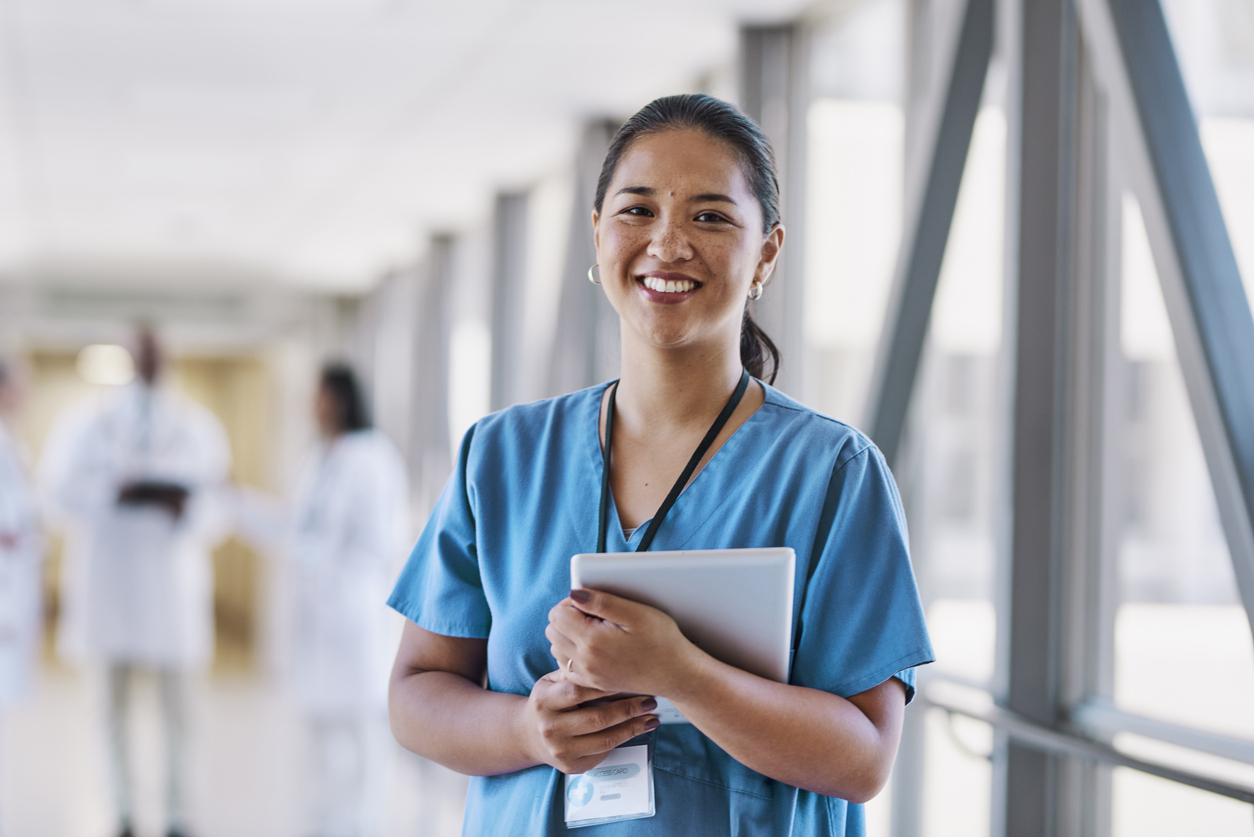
xmin=620 ymin=205 xmax=653 ymax=217
xmin=695 ymin=211 xmax=730 ymax=224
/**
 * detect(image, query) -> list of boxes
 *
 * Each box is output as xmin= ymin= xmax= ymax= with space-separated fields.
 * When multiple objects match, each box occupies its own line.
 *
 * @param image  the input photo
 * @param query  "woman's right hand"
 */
xmin=519 ymin=670 xmax=660 ymax=774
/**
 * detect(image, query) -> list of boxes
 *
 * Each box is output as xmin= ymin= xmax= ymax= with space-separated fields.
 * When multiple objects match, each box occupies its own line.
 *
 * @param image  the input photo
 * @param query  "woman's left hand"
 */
xmin=546 ymin=588 xmax=698 ymax=697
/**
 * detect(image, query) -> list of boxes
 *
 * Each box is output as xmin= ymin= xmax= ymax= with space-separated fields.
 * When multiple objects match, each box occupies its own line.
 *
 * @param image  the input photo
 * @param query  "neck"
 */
xmin=615 ymin=339 xmax=745 ymax=431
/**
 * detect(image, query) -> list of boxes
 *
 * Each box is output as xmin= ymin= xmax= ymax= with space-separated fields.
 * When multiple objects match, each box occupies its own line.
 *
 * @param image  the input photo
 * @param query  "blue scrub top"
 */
xmin=388 ymin=381 xmax=934 ymax=836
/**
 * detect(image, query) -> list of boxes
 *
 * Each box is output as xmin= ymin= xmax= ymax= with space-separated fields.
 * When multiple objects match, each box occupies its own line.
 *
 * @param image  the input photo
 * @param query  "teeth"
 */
xmin=643 ymin=276 xmax=696 ymax=293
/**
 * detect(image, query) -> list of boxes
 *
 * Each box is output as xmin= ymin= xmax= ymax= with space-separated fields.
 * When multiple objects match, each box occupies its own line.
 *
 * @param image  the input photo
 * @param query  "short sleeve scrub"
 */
xmin=388 ymin=381 xmax=934 ymax=836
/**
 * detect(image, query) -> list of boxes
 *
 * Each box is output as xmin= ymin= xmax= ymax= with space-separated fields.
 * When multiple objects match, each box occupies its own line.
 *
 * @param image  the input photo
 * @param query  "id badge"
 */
xmin=563 ymin=744 xmax=655 ymax=828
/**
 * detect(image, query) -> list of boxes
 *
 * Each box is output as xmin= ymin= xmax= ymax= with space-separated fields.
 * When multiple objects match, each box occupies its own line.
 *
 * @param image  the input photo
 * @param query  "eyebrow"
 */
xmin=614 ymin=186 xmax=739 ymax=205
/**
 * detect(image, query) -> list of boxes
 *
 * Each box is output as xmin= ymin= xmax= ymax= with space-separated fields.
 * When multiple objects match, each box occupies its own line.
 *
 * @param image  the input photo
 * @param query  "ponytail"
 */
xmin=740 ymin=307 xmax=780 ymax=385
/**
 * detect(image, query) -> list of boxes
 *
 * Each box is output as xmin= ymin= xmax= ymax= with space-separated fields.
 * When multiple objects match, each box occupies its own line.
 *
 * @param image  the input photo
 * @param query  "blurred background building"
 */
xmin=0 ymin=0 xmax=1251 ymax=835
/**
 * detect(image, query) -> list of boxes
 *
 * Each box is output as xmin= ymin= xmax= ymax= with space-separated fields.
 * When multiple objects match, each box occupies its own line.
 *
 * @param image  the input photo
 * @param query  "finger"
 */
xmin=568 ymin=587 xmax=642 ymax=628
xmin=544 ymin=624 xmax=577 ymax=666
xmin=572 ymin=710 xmax=662 ymax=756
xmin=534 ymin=672 xmax=617 ymax=710
xmin=564 ymin=694 xmax=659 ymax=737
xmin=549 ymin=600 xmax=613 ymax=641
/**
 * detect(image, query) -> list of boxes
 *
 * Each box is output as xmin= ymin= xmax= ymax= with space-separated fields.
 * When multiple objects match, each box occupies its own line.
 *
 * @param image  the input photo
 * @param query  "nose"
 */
xmin=646 ymin=215 xmax=694 ymax=264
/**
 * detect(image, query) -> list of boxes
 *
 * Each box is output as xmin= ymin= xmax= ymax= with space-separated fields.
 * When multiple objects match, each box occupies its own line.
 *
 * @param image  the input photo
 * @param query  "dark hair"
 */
xmin=593 ymin=93 xmax=782 ymax=384
xmin=319 ymin=363 xmax=370 ymax=432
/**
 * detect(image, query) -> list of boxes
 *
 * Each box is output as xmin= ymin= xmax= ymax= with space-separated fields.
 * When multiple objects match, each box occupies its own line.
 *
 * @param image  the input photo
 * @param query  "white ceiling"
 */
xmin=0 ymin=0 xmax=813 ymax=291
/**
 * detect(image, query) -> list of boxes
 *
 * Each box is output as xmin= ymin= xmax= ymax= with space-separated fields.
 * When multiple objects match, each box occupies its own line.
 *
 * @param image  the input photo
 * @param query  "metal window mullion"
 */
xmin=738 ymin=23 xmax=805 ymax=395
xmin=999 ymin=0 xmax=1083 ymax=835
xmin=490 ymin=191 xmax=529 ymax=412
xmin=547 ymin=120 xmax=617 ymax=397
xmin=1056 ymin=37 xmax=1115 ymax=837
xmin=414 ymin=234 xmax=454 ymax=512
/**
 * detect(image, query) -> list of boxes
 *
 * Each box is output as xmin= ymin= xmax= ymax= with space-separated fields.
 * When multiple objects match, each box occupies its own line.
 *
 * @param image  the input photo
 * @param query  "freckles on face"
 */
xmin=594 ymin=130 xmax=769 ymax=347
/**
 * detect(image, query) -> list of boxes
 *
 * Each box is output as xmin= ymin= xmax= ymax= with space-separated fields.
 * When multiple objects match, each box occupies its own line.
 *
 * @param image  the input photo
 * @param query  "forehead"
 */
xmin=610 ymin=129 xmax=754 ymax=200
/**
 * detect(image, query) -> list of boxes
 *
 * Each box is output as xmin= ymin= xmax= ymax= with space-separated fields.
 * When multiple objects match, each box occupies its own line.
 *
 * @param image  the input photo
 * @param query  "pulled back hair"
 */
xmin=594 ymin=93 xmax=782 ymax=384
xmin=319 ymin=363 xmax=371 ymax=432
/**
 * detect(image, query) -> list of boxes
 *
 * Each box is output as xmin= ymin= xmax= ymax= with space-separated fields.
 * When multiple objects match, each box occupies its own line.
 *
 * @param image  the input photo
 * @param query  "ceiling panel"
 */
xmin=0 ymin=0 xmax=813 ymax=290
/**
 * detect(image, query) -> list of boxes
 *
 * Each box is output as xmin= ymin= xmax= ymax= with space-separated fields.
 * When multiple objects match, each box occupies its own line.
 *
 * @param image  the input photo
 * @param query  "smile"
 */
xmin=641 ymin=276 xmax=699 ymax=293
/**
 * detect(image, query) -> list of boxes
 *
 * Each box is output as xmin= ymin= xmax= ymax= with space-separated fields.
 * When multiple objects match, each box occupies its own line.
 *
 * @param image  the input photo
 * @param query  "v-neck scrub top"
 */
xmin=388 ymin=381 xmax=934 ymax=836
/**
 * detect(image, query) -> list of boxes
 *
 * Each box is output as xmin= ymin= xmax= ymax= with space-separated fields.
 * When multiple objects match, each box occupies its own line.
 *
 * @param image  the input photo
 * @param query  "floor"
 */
xmin=0 ymin=667 xmax=468 ymax=837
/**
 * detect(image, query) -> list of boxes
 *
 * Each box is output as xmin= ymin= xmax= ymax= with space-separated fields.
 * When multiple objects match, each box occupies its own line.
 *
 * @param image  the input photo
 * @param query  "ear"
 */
xmin=756 ymin=224 xmax=785 ymax=286
xmin=592 ymin=209 xmax=601 ymax=253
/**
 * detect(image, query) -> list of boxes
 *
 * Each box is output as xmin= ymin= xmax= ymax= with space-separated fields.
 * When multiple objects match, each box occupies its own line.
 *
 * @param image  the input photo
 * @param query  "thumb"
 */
xmin=568 ymin=587 xmax=635 ymax=627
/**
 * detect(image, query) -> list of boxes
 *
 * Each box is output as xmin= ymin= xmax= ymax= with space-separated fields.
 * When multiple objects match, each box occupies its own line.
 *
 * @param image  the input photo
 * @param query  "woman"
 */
xmin=388 ymin=94 xmax=933 ymax=835
xmin=289 ymin=364 xmax=408 ymax=837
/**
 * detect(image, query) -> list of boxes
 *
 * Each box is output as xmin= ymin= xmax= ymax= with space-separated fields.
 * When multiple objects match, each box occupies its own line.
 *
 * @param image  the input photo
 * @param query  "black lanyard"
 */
xmin=597 ymin=368 xmax=751 ymax=554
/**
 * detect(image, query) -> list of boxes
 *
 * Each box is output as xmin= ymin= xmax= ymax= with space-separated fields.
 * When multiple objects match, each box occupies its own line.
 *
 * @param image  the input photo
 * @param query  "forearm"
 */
xmin=388 ymin=668 xmax=539 ymax=776
xmin=667 ymin=652 xmax=902 ymax=802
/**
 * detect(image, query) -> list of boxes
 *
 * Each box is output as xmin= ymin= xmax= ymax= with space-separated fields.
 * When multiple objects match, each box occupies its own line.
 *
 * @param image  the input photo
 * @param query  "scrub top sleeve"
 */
xmin=791 ymin=444 xmax=934 ymax=702
xmin=387 ymin=425 xmax=491 ymax=639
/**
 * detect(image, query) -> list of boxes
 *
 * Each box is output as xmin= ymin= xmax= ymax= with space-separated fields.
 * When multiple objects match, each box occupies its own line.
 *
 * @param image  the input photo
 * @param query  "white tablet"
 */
xmin=570 ymin=547 xmax=796 ymax=724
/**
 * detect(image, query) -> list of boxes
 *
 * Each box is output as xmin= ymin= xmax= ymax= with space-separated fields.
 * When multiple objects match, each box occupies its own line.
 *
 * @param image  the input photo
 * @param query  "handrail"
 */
xmin=919 ymin=684 xmax=1254 ymax=805
xmin=1072 ymin=698 xmax=1254 ymax=768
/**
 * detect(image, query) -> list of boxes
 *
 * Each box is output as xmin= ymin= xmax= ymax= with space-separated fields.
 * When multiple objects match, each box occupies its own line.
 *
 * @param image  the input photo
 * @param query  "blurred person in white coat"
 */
xmin=39 ymin=329 xmax=230 ymax=837
xmin=292 ymin=363 xmax=407 ymax=837
xmin=0 ymin=356 xmax=43 ymax=835
xmin=235 ymin=362 xmax=408 ymax=837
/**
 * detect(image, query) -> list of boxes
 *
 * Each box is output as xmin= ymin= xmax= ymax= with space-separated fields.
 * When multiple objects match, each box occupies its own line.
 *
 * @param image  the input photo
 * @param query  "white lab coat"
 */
xmin=286 ymin=429 xmax=408 ymax=718
xmin=0 ymin=421 xmax=43 ymax=704
xmin=40 ymin=384 xmax=230 ymax=669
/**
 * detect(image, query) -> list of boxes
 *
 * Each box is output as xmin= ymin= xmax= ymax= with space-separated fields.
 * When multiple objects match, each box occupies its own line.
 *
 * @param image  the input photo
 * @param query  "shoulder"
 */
xmin=754 ymin=382 xmax=882 ymax=475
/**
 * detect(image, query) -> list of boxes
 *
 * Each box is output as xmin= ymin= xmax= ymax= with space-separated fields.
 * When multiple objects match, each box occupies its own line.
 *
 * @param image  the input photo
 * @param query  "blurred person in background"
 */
xmin=234 ymin=362 xmax=408 ymax=837
xmin=39 ymin=327 xmax=231 ymax=837
xmin=0 ymin=355 xmax=43 ymax=836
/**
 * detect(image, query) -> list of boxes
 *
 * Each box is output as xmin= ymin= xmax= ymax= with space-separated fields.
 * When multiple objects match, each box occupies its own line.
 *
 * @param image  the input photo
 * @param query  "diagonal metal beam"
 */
xmin=1075 ymin=0 xmax=1254 ymax=638
xmin=866 ymin=0 xmax=994 ymax=467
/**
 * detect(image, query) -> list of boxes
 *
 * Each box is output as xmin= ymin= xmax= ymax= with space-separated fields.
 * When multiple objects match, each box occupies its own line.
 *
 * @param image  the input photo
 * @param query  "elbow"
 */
xmin=832 ymin=767 xmax=892 ymax=808
xmin=807 ymin=750 xmax=895 ymax=804
xmin=840 ymin=770 xmax=891 ymax=806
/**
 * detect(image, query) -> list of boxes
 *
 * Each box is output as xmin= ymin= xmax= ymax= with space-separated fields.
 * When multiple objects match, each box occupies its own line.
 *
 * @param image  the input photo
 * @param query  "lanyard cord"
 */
xmin=597 ymin=367 xmax=752 ymax=554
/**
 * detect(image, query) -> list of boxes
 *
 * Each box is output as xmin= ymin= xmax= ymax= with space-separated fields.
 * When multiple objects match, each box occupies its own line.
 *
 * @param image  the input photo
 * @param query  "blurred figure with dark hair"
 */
xmin=292 ymin=362 xmax=408 ymax=837
xmin=39 ymin=328 xmax=230 ymax=837
xmin=235 ymin=361 xmax=408 ymax=837
xmin=0 ymin=355 xmax=43 ymax=835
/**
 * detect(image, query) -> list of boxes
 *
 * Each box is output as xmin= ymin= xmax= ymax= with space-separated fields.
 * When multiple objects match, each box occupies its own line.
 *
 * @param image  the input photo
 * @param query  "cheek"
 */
xmin=599 ymin=227 xmax=646 ymax=266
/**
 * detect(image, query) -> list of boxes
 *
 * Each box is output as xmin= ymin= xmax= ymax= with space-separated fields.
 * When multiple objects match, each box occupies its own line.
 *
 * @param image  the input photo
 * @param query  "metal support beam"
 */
xmin=548 ymin=119 xmax=618 ymax=396
xmin=737 ymin=24 xmax=807 ymax=393
xmin=490 ymin=190 xmax=529 ymax=412
xmin=999 ymin=0 xmax=1079 ymax=835
xmin=413 ymin=233 xmax=454 ymax=513
xmin=1055 ymin=41 xmax=1116 ymax=837
xmin=1074 ymin=0 xmax=1254 ymax=640
xmin=865 ymin=0 xmax=994 ymax=466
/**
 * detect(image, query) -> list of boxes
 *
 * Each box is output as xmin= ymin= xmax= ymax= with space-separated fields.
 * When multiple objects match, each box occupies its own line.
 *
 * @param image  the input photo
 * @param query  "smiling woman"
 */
xmin=593 ymin=95 xmax=784 ymax=385
xmin=385 ymin=94 xmax=932 ymax=836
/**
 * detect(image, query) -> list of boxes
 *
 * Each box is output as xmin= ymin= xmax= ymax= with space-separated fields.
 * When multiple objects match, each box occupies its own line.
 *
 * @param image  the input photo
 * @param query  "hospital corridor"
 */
xmin=1 ymin=1 xmax=1253 ymax=836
